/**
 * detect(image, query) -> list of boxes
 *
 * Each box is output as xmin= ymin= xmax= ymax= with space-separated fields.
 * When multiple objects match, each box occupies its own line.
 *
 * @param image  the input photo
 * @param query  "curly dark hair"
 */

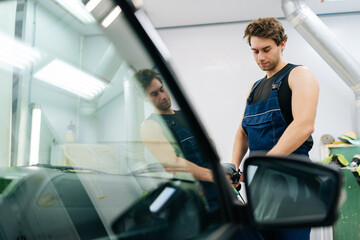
xmin=243 ymin=17 xmax=288 ymax=46
xmin=133 ymin=69 xmax=162 ymax=96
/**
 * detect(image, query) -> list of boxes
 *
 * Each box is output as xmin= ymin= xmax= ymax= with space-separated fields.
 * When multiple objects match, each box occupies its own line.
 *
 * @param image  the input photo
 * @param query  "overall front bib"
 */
xmin=164 ymin=117 xmax=218 ymax=210
xmin=241 ymin=65 xmax=310 ymax=157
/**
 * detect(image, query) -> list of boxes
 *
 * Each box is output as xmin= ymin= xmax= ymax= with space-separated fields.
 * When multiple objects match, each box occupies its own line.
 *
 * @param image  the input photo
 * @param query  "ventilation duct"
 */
xmin=282 ymin=0 xmax=360 ymax=134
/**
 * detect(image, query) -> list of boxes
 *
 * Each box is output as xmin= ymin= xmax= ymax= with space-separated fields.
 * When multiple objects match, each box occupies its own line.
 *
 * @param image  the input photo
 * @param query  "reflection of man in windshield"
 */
xmin=134 ymin=69 xmax=218 ymax=210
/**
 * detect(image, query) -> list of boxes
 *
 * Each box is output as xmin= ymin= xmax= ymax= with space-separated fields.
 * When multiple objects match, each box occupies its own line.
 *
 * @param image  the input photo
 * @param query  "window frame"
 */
xmin=111 ymin=0 xmax=238 ymax=224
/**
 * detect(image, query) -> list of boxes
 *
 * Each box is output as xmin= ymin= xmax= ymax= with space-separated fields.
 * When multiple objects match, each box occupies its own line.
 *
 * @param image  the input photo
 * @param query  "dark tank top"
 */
xmin=250 ymin=64 xmax=313 ymax=149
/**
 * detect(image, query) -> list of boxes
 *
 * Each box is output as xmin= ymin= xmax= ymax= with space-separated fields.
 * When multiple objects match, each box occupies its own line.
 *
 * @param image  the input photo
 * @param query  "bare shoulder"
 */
xmin=288 ymin=65 xmax=318 ymax=89
xmin=291 ymin=65 xmax=315 ymax=77
xmin=141 ymin=119 xmax=160 ymax=129
xmin=246 ymin=82 xmax=256 ymax=97
xmin=141 ymin=119 xmax=162 ymax=139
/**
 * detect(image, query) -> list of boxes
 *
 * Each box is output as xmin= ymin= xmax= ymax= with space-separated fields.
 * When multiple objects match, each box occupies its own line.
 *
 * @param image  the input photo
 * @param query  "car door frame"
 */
xmin=111 ymin=0 xmax=243 ymax=235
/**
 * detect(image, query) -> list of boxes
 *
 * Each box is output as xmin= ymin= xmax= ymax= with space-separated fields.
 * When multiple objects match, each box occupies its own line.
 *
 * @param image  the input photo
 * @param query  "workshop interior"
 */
xmin=0 ymin=0 xmax=359 ymax=240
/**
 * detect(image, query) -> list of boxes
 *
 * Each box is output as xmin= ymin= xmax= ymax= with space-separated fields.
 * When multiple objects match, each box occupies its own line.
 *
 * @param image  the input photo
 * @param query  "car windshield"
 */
xmin=0 ymin=0 xmax=222 ymax=239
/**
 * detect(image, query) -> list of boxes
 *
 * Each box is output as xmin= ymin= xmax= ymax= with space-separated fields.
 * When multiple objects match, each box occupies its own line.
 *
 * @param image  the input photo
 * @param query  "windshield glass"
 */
xmin=0 ymin=0 xmax=221 ymax=239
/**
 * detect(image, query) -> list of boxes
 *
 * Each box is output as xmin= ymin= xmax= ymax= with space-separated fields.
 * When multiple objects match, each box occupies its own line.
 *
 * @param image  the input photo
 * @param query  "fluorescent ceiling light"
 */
xmin=149 ymin=187 xmax=176 ymax=213
xmin=54 ymin=0 xmax=96 ymax=24
xmin=85 ymin=0 xmax=102 ymax=12
xmin=29 ymin=106 xmax=42 ymax=166
xmin=34 ymin=59 xmax=107 ymax=100
xmin=0 ymin=33 xmax=41 ymax=69
xmin=132 ymin=0 xmax=144 ymax=8
xmin=101 ymin=6 xmax=122 ymax=28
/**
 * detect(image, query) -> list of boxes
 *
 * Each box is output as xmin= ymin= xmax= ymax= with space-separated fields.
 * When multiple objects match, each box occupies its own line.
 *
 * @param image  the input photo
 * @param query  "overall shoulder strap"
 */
xmin=148 ymin=113 xmax=175 ymax=129
xmin=272 ymin=64 xmax=298 ymax=90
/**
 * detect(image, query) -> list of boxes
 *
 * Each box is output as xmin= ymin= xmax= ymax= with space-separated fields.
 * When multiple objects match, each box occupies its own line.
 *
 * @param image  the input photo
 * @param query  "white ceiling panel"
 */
xmin=142 ymin=0 xmax=360 ymax=28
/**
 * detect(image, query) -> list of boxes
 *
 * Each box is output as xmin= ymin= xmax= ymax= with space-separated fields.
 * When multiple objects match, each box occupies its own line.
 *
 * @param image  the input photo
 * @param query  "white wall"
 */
xmin=97 ymin=94 xmax=126 ymax=143
xmin=35 ymin=5 xmax=81 ymax=65
xmin=31 ymin=3 xmax=142 ymax=151
xmin=157 ymin=13 xmax=360 ymax=163
xmin=0 ymin=1 xmax=17 ymax=167
xmin=32 ymin=4 xmax=129 ymax=146
xmin=31 ymin=3 xmax=82 ymax=145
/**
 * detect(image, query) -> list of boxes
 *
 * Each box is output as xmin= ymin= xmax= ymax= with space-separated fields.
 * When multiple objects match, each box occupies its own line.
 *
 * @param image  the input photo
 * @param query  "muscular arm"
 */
xmin=232 ymin=125 xmax=249 ymax=170
xmin=232 ymin=85 xmax=252 ymax=170
xmin=267 ymin=66 xmax=319 ymax=156
xmin=141 ymin=120 xmax=178 ymax=164
xmin=141 ymin=119 xmax=213 ymax=182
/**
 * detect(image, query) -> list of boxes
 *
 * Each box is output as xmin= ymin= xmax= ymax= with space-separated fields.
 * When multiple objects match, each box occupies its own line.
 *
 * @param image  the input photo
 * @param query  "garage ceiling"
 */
xmin=142 ymin=0 xmax=360 ymax=28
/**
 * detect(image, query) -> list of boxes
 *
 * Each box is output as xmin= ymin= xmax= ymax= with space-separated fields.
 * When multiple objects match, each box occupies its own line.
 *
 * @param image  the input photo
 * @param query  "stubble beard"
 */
xmin=258 ymin=53 xmax=281 ymax=72
xmin=157 ymin=99 xmax=172 ymax=112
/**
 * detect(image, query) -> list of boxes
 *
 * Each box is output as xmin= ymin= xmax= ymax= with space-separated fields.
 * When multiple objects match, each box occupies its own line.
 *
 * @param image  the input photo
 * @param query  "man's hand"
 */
xmin=222 ymin=163 xmax=242 ymax=189
xmin=160 ymin=157 xmax=214 ymax=182
xmin=141 ymin=119 xmax=214 ymax=182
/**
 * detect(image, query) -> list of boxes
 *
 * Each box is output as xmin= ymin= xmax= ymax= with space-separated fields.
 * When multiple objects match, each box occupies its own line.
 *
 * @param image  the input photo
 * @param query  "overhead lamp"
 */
xmin=101 ymin=6 xmax=122 ymax=28
xmin=85 ymin=0 xmax=102 ymax=12
xmin=29 ymin=104 xmax=42 ymax=166
xmin=149 ymin=187 xmax=176 ymax=213
xmin=34 ymin=59 xmax=107 ymax=100
xmin=53 ymin=0 xmax=96 ymax=24
xmin=132 ymin=0 xmax=144 ymax=8
xmin=0 ymin=33 xmax=41 ymax=70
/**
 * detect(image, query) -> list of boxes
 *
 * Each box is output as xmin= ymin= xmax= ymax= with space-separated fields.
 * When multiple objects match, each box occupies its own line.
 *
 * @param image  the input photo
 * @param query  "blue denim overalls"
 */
xmin=150 ymin=112 xmax=219 ymax=210
xmin=242 ymin=65 xmax=311 ymax=239
xmin=241 ymin=65 xmax=310 ymax=157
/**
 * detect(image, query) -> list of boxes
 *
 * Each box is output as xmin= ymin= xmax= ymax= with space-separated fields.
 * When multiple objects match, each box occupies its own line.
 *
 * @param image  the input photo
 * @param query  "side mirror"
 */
xmin=111 ymin=182 xmax=207 ymax=239
xmin=244 ymin=154 xmax=342 ymax=229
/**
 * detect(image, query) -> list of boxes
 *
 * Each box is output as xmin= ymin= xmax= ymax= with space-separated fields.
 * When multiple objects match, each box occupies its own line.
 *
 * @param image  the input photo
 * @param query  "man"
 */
xmin=133 ymin=69 xmax=218 ymax=210
xmin=232 ymin=18 xmax=319 ymax=239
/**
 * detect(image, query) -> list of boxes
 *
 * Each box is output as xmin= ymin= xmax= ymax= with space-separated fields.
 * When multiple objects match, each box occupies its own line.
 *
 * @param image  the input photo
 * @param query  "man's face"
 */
xmin=250 ymin=36 xmax=285 ymax=72
xmin=145 ymin=78 xmax=171 ymax=112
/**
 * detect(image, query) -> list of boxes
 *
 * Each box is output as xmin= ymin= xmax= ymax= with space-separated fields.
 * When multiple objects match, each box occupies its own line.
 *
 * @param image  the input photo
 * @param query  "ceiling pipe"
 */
xmin=282 ymin=0 xmax=360 ymax=135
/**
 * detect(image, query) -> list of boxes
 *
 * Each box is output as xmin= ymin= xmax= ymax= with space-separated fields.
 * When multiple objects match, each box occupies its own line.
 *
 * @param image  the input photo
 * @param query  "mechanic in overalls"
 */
xmin=134 ymin=69 xmax=218 ymax=210
xmin=231 ymin=17 xmax=319 ymax=240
